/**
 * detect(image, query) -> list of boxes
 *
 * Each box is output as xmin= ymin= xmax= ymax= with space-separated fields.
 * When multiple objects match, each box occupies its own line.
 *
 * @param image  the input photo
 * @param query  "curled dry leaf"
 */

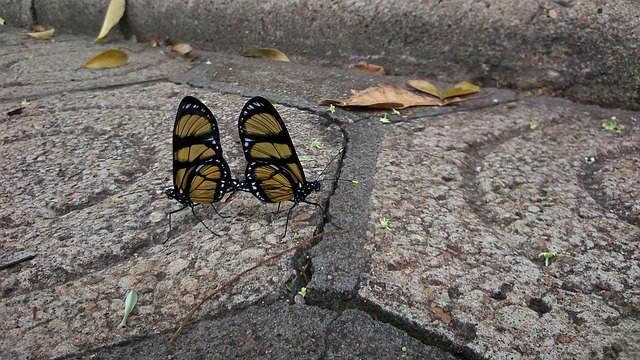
xmin=320 ymin=83 xmax=439 ymax=110
xmin=407 ymin=80 xmax=480 ymax=100
xmin=242 ymin=45 xmax=290 ymax=62
xmin=94 ymin=0 xmax=126 ymax=43
xmin=26 ymin=28 xmax=55 ymax=40
xmin=170 ymin=43 xmax=197 ymax=61
xmin=84 ymin=49 xmax=128 ymax=69
xmin=170 ymin=43 xmax=193 ymax=56
xmin=7 ymin=107 xmax=26 ymax=116
xmin=353 ymin=61 xmax=385 ymax=75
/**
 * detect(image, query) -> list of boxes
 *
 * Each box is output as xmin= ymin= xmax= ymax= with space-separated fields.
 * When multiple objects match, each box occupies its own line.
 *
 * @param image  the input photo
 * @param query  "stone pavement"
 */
xmin=1 ymin=11 xmax=639 ymax=360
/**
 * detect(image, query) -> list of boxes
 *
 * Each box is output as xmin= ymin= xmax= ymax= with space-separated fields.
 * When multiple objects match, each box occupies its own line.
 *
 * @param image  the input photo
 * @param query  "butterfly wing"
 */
xmin=238 ymin=97 xmax=308 ymax=203
xmin=170 ymin=96 xmax=234 ymax=205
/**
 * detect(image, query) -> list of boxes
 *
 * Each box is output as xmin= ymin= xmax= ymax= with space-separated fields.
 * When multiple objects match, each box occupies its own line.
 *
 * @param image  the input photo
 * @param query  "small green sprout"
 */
xmin=297 ymin=287 xmax=307 ymax=298
xmin=378 ymin=217 xmax=391 ymax=230
xmin=21 ymin=99 xmax=30 ymax=106
xmin=380 ymin=113 xmax=391 ymax=124
xmin=530 ymin=120 xmax=538 ymax=130
xmin=602 ymin=116 xmax=624 ymax=134
xmin=328 ymin=104 xmax=336 ymax=113
xmin=205 ymin=59 xmax=212 ymax=65
xmin=310 ymin=139 xmax=321 ymax=149
xmin=401 ymin=346 xmax=408 ymax=352
xmin=284 ymin=283 xmax=293 ymax=292
xmin=298 ymin=156 xmax=315 ymax=162
xmin=392 ymin=108 xmax=401 ymax=115
xmin=538 ymin=252 xmax=557 ymax=267
xmin=119 ymin=289 xmax=138 ymax=328
xmin=208 ymin=70 xmax=219 ymax=78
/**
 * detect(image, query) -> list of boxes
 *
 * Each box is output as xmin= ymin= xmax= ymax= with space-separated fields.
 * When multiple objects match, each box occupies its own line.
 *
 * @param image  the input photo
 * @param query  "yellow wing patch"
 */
xmin=244 ymin=113 xmax=284 ymax=136
xmin=176 ymin=114 xmax=212 ymax=138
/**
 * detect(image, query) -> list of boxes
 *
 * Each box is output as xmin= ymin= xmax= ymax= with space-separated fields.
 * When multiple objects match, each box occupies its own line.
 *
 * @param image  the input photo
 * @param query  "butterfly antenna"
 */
xmin=316 ymin=148 xmax=344 ymax=181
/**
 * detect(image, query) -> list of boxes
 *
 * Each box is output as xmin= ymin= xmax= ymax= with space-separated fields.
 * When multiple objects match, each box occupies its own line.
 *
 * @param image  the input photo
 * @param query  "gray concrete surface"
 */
xmin=1 ymin=0 xmax=639 ymax=111
xmin=1 ymin=5 xmax=639 ymax=360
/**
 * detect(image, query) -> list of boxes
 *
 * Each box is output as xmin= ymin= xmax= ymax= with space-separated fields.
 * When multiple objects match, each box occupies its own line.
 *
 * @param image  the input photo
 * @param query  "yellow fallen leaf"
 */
xmin=0 ymin=16 xmax=5 ymax=26
xmin=242 ymin=45 xmax=290 ymax=62
xmin=94 ymin=0 xmax=126 ymax=43
xmin=26 ymin=28 xmax=55 ymax=40
xmin=320 ymin=83 xmax=440 ymax=110
xmin=84 ymin=49 xmax=128 ymax=69
xmin=440 ymin=81 xmax=480 ymax=99
xmin=407 ymin=80 xmax=480 ymax=100
xmin=406 ymin=79 xmax=441 ymax=98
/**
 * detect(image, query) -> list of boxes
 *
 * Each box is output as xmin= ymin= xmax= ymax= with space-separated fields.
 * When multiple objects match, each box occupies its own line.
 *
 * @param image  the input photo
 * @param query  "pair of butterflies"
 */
xmin=165 ymin=95 xmax=322 ymax=237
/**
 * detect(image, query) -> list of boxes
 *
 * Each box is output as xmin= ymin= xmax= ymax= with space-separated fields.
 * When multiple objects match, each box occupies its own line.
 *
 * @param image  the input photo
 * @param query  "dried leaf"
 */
xmin=242 ymin=45 xmax=290 ymax=62
xmin=406 ymin=79 xmax=441 ymax=98
xmin=170 ymin=43 xmax=193 ymax=56
xmin=440 ymin=81 xmax=481 ymax=99
xmin=84 ymin=49 xmax=128 ymax=69
xmin=94 ymin=0 xmax=126 ymax=43
xmin=26 ymin=28 xmax=55 ymax=40
xmin=320 ymin=83 xmax=440 ymax=110
xmin=407 ymin=80 xmax=480 ymax=100
xmin=0 ymin=16 xmax=5 ymax=26
xmin=353 ymin=61 xmax=385 ymax=75
xmin=7 ymin=107 xmax=26 ymax=116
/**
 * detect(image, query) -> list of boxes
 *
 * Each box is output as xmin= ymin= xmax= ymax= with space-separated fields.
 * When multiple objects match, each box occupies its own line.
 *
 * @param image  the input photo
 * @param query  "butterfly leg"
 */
xmin=190 ymin=206 xmax=220 ymax=237
xmin=211 ymin=204 xmax=231 ymax=219
xmin=165 ymin=204 xmax=187 ymax=243
xmin=281 ymin=202 xmax=299 ymax=239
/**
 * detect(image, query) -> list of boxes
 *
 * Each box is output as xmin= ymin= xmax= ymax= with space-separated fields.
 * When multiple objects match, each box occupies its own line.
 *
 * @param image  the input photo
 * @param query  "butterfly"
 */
xmin=237 ymin=96 xmax=322 ymax=237
xmin=165 ymin=96 xmax=238 ymax=238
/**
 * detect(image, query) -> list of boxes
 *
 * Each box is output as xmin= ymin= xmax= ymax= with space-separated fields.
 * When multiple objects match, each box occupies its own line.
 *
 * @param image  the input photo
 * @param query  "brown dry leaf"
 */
xmin=242 ymin=45 xmax=290 ymax=62
xmin=26 ymin=28 xmax=55 ymax=40
xmin=354 ymin=61 xmax=385 ymax=75
xmin=7 ymin=107 xmax=26 ymax=116
xmin=84 ymin=49 xmax=128 ymax=69
xmin=170 ymin=43 xmax=197 ymax=61
xmin=94 ymin=0 xmax=126 ymax=43
xmin=407 ymin=80 xmax=480 ymax=100
xmin=320 ymin=83 xmax=440 ymax=110
xmin=170 ymin=43 xmax=193 ymax=56
xmin=430 ymin=307 xmax=452 ymax=324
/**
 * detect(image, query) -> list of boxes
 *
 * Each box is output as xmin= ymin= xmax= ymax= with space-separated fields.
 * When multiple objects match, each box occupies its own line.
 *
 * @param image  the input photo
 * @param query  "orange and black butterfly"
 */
xmin=165 ymin=96 xmax=239 ymax=237
xmin=237 ymin=97 xmax=322 ymax=237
